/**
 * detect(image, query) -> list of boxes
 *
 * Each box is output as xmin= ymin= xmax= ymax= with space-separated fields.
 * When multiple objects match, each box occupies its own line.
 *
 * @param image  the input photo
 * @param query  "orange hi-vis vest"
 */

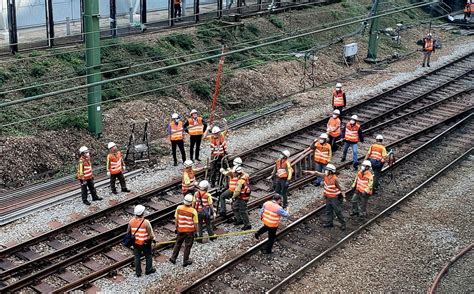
xmin=170 ymin=121 xmax=184 ymax=141
xmin=424 ymin=39 xmax=434 ymax=52
xmin=182 ymin=169 xmax=195 ymax=193
xmin=78 ymin=156 xmax=93 ymax=180
xmin=129 ymin=217 xmax=148 ymax=245
xmin=355 ymin=170 xmax=373 ymax=195
xmin=465 ymin=3 xmax=472 ymax=13
xmin=228 ymin=173 xmax=239 ymax=192
xmin=276 ymin=159 xmax=289 ymax=179
xmin=333 ymin=89 xmax=345 ymax=107
xmin=344 ymin=122 xmax=360 ymax=143
xmin=210 ymin=134 xmax=227 ymax=157
xmin=314 ymin=142 xmax=331 ymax=164
xmin=327 ymin=117 xmax=341 ymax=137
xmin=367 ymin=143 xmax=386 ymax=162
xmin=323 ymin=174 xmax=341 ymax=198
xmin=193 ymin=190 xmax=211 ymax=212
xmin=176 ymin=205 xmax=196 ymax=233
xmin=187 ymin=117 xmax=204 ymax=136
xmin=108 ymin=151 xmax=123 ymax=175
xmin=236 ymin=175 xmax=251 ymax=202
xmin=261 ymin=201 xmax=282 ymax=228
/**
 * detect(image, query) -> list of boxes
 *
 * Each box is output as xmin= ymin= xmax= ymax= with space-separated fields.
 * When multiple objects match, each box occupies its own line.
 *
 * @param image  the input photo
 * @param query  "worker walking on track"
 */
xmin=218 ymin=157 xmax=243 ymax=216
xmin=332 ymin=83 xmax=346 ymax=115
xmin=327 ymin=109 xmax=342 ymax=152
xmin=421 ymin=33 xmax=436 ymax=67
xmin=465 ymin=1 xmax=472 ymax=21
xmin=365 ymin=135 xmax=388 ymax=194
xmin=232 ymin=166 xmax=252 ymax=230
xmin=268 ymin=150 xmax=293 ymax=208
xmin=170 ymin=194 xmax=198 ymax=267
xmin=351 ymin=160 xmax=374 ymax=217
xmin=310 ymin=133 xmax=332 ymax=186
xmin=127 ymin=205 xmax=156 ymax=277
xmin=182 ymin=160 xmax=199 ymax=196
xmin=341 ymin=115 xmax=364 ymax=170
xmin=304 ymin=164 xmax=346 ymax=230
xmin=77 ymin=146 xmax=102 ymax=205
xmin=184 ymin=109 xmax=207 ymax=162
xmin=255 ymin=194 xmax=289 ymax=254
xmin=193 ymin=180 xmax=216 ymax=241
xmin=204 ymin=125 xmax=228 ymax=187
xmin=107 ymin=142 xmax=131 ymax=194
xmin=168 ymin=113 xmax=186 ymax=166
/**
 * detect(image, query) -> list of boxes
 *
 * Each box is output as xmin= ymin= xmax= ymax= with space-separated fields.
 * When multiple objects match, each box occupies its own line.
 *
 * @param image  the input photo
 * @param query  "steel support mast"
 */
xmin=366 ymin=0 xmax=380 ymax=62
xmin=84 ymin=0 xmax=103 ymax=136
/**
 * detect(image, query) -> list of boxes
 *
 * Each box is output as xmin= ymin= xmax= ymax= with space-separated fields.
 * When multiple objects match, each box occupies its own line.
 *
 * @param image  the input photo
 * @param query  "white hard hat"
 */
xmin=134 ymin=205 xmax=146 ymax=216
xmin=234 ymin=166 xmax=243 ymax=173
xmin=183 ymin=194 xmax=193 ymax=205
xmin=333 ymin=109 xmax=340 ymax=115
xmin=172 ymin=113 xmax=179 ymax=119
xmin=320 ymin=133 xmax=328 ymax=140
xmin=335 ymin=83 xmax=342 ymax=88
xmin=211 ymin=126 xmax=221 ymax=134
xmin=376 ymin=134 xmax=384 ymax=141
xmin=325 ymin=164 xmax=336 ymax=172
xmin=198 ymin=180 xmax=209 ymax=190
xmin=282 ymin=150 xmax=290 ymax=158
xmin=79 ymin=146 xmax=89 ymax=154
xmin=351 ymin=115 xmax=359 ymax=121
xmin=183 ymin=160 xmax=194 ymax=168
xmin=233 ymin=157 xmax=242 ymax=166
xmin=190 ymin=109 xmax=198 ymax=115
xmin=108 ymin=142 xmax=116 ymax=149
xmin=362 ymin=160 xmax=372 ymax=168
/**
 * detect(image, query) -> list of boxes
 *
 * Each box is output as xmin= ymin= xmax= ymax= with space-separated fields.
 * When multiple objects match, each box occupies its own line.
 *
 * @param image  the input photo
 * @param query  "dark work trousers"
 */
xmin=342 ymin=141 xmax=359 ymax=168
xmin=174 ymin=3 xmax=182 ymax=18
xmin=313 ymin=162 xmax=326 ymax=186
xmin=328 ymin=135 xmax=339 ymax=152
xmin=422 ymin=51 xmax=432 ymax=66
xmin=325 ymin=197 xmax=345 ymax=225
xmin=171 ymin=232 xmax=194 ymax=263
xmin=333 ymin=106 xmax=344 ymax=116
xmin=233 ymin=198 xmax=250 ymax=226
xmin=110 ymin=172 xmax=127 ymax=192
xmin=351 ymin=191 xmax=369 ymax=217
xmin=80 ymin=179 xmax=98 ymax=202
xmin=197 ymin=211 xmax=214 ymax=237
xmin=219 ymin=189 xmax=232 ymax=215
xmin=189 ymin=135 xmax=202 ymax=161
xmin=133 ymin=242 xmax=153 ymax=276
xmin=256 ymin=225 xmax=278 ymax=254
xmin=210 ymin=156 xmax=224 ymax=187
xmin=274 ymin=177 xmax=289 ymax=208
xmin=369 ymin=159 xmax=383 ymax=192
xmin=171 ymin=140 xmax=186 ymax=164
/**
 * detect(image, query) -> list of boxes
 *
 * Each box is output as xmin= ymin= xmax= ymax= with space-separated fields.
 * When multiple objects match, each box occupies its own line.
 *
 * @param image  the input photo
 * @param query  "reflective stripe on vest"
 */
xmin=262 ymin=201 xmax=282 ymax=228
xmin=356 ymin=170 xmax=373 ymax=194
xmin=108 ymin=151 xmax=123 ymax=175
xmin=182 ymin=169 xmax=195 ymax=193
xmin=210 ymin=134 xmax=227 ymax=157
xmin=424 ymin=39 xmax=433 ymax=52
xmin=276 ymin=159 xmax=289 ymax=179
xmin=177 ymin=207 xmax=196 ymax=233
xmin=129 ymin=218 xmax=148 ymax=245
xmin=170 ymin=121 xmax=184 ymax=141
xmin=187 ymin=117 xmax=204 ymax=136
xmin=237 ymin=176 xmax=251 ymax=202
xmin=368 ymin=144 xmax=385 ymax=161
xmin=327 ymin=117 xmax=341 ymax=137
xmin=333 ymin=90 xmax=345 ymax=107
xmin=229 ymin=175 xmax=239 ymax=192
xmin=314 ymin=142 xmax=331 ymax=164
xmin=344 ymin=122 xmax=360 ymax=143
xmin=78 ymin=157 xmax=93 ymax=180
xmin=324 ymin=175 xmax=341 ymax=198
xmin=193 ymin=191 xmax=211 ymax=211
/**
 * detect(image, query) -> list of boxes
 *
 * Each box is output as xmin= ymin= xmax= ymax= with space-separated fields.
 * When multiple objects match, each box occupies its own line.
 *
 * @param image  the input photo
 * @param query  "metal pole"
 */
xmin=84 ymin=0 xmax=103 ymax=136
xmin=140 ymin=0 xmax=147 ymax=24
xmin=169 ymin=0 xmax=174 ymax=26
xmin=7 ymin=0 xmax=18 ymax=54
xmin=45 ymin=0 xmax=54 ymax=47
xmin=66 ymin=17 xmax=71 ymax=36
xmin=110 ymin=0 xmax=117 ymax=37
xmin=366 ymin=0 xmax=380 ymax=61
xmin=217 ymin=0 xmax=222 ymax=18
xmin=195 ymin=0 xmax=200 ymax=22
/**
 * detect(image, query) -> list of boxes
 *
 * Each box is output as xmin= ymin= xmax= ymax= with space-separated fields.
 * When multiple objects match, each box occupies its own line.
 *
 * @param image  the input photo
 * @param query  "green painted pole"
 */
xmin=366 ymin=0 xmax=380 ymax=61
xmin=84 ymin=0 xmax=103 ymax=136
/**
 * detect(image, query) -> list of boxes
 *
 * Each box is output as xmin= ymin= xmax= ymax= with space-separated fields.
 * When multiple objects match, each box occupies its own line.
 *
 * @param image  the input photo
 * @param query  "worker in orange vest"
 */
xmin=255 ymin=194 xmax=289 ymax=254
xmin=464 ymin=0 xmax=472 ymax=21
xmin=170 ymin=194 xmax=198 ymax=267
xmin=203 ymin=125 xmax=228 ymax=187
xmin=184 ymin=109 xmax=207 ymax=162
xmin=268 ymin=150 xmax=293 ymax=208
xmin=182 ymin=160 xmax=199 ymax=196
xmin=341 ymin=115 xmax=364 ymax=170
xmin=303 ymin=164 xmax=346 ymax=230
xmin=173 ymin=0 xmax=182 ymax=20
xmin=310 ymin=133 xmax=332 ymax=186
xmin=127 ymin=205 xmax=156 ymax=277
xmin=332 ymin=83 xmax=346 ymax=115
xmin=107 ymin=142 xmax=131 ymax=194
xmin=422 ymin=33 xmax=436 ymax=67
xmin=218 ymin=157 xmax=243 ymax=217
xmin=77 ymin=146 xmax=102 ymax=205
xmin=327 ymin=109 xmax=342 ymax=152
xmin=167 ymin=113 xmax=187 ymax=166
xmin=193 ymin=180 xmax=216 ymax=242
xmin=351 ymin=160 xmax=374 ymax=217
xmin=232 ymin=166 xmax=252 ymax=230
xmin=365 ymin=134 xmax=388 ymax=193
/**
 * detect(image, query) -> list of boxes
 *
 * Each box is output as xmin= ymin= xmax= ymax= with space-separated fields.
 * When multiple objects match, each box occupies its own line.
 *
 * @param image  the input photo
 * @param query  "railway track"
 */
xmin=0 ymin=51 xmax=472 ymax=292
xmin=181 ymin=113 xmax=474 ymax=293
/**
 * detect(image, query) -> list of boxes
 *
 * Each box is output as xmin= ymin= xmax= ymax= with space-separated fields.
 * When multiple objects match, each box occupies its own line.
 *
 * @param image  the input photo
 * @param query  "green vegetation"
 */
xmin=42 ymin=112 xmax=88 ymax=130
xmin=190 ymin=80 xmax=212 ymax=99
xmin=268 ymin=16 xmax=284 ymax=29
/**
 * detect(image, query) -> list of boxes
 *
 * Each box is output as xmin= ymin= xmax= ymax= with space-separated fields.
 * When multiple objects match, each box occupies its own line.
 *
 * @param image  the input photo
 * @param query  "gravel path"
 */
xmin=283 ymin=155 xmax=474 ymax=293
xmin=437 ymin=250 xmax=473 ymax=293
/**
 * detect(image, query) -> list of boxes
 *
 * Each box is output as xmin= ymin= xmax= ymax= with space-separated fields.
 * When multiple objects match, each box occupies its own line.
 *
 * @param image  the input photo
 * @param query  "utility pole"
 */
xmin=366 ymin=0 xmax=380 ymax=62
xmin=84 ymin=0 xmax=103 ymax=136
